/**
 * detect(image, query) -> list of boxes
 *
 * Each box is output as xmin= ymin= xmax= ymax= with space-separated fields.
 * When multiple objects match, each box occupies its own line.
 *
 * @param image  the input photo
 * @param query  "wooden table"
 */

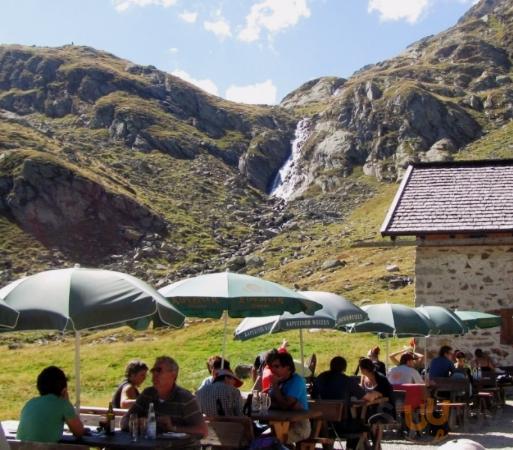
xmin=251 ymin=409 xmax=322 ymax=443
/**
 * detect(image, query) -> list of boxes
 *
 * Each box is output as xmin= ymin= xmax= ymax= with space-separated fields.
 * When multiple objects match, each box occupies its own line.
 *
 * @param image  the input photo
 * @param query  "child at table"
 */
xmin=17 ymin=366 xmax=85 ymax=443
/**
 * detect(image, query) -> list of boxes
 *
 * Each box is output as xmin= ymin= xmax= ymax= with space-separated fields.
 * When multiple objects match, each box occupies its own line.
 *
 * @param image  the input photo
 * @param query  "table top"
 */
xmin=60 ymin=430 xmax=199 ymax=450
xmin=250 ymin=408 xmax=322 ymax=422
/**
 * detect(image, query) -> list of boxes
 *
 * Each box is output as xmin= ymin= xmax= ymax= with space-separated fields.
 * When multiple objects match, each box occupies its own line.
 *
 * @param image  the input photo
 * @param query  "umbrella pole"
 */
xmin=424 ymin=336 xmax=428 ymax=374
xmin=74 ymin=331 xmax=80 ymax=411
xmin=385 ymin=337 xmax=389 ymax=373
xmin=221 ymin=310 xmax=228 ymax=369
xmin=299 ymin=328 xmax=305 ymax=377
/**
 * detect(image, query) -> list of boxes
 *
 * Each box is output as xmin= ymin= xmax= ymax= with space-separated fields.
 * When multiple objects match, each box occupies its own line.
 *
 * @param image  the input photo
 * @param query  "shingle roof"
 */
xmin=381 ymin=160 xmax=513 ymax=236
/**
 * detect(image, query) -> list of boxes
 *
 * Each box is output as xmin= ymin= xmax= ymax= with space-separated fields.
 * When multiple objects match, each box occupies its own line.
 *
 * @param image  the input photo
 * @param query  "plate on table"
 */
xmin=160 ymin=432 xmax=189 ymax=439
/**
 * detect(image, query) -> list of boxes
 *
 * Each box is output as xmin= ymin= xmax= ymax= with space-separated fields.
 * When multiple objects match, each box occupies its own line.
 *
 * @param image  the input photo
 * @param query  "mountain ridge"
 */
xmin=0 ymin=0 xmax=512 ymax=300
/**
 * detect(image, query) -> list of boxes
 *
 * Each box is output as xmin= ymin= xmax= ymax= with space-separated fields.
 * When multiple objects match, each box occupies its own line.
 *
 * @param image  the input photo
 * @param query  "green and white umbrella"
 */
xmin=234 ymin=291 xmax=367 ymax=339
xmin=415 ymin=306 xmax=469 ymax=368
xmin=345 ymin=303 xmax=435 ymax=371
xmin=454 ymin=310 xmax=502 ymax=330
xmin=0 ymin=298 xmax=19 ymax=328
xmin=415 ymin=306 xmax=468 ymax=336
xmin=159 ymin=272 xmax=321 ymax=362
xmin=234 ymin=291 xmax=367 ymax=374
xmin=0 ymin=267 xmax=185 ymax=408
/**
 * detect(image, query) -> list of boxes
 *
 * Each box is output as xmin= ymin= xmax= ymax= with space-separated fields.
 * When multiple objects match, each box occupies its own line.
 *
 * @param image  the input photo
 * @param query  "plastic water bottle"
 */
xmin=146 ymin=402 xmax=157 ymax=439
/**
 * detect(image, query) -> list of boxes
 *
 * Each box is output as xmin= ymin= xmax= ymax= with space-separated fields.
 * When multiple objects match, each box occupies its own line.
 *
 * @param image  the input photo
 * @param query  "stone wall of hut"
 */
xmin=415 ymin=241 xmax=513 ymax=366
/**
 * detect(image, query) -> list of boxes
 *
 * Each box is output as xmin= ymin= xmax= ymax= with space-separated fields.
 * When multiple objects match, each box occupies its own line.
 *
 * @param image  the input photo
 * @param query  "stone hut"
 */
xmin=381 ymin=159 xmax=513 ymax=365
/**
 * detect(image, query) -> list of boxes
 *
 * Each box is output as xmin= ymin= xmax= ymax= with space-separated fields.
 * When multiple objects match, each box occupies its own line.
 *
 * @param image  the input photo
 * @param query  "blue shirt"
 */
xmin=429 ymin=356 xmax=455 ymax=378
xmin=280 ymin=373 xmax=308 ymax=410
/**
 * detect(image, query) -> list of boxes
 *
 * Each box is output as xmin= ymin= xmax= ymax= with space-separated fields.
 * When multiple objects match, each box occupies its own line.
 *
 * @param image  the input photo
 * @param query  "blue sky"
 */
xmin=1 ymin=0 xmax=478 ymax=104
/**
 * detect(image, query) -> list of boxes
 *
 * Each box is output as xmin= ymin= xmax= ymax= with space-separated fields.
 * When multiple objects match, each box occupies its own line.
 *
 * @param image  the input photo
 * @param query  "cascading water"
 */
xmin=270 ymin=118 xmax=311 ymax=200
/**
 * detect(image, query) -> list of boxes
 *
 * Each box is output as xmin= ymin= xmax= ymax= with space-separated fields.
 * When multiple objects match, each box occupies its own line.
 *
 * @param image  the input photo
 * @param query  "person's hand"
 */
xmin=158 ymin=416 xmax=173 ymax=431
xmin=280 ymin=339 xmax=289 ymax=349
xmin=61 ymin=387 xmax=69 ymax=400
xmin=270 ymin=374 xmax=281 ymax=387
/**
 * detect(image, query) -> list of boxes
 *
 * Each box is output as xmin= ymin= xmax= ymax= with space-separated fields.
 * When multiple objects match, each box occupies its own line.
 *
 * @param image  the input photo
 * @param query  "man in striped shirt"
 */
xmin=122 ymin=356 xmax=207 ymax=441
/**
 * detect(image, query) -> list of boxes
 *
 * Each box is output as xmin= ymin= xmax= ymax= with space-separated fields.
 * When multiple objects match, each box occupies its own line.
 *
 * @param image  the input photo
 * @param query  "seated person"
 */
xmin=359 ymin=358 xmax=395 ymax=418
xmin=313 ymin=357 xmax=380 ymax=450
xmin=261 ymin=349 xmax=279 ymax=392
xmin=429 ymin=345 xmax=455 ymax=378
xmin=387 ymin=353 xmax=424 ymax=385
xmin=474 ymin=348 xmax=495 ymax=373
xmin=122 ymin=356 xmax=208 ymax=439
xmin=198 ymin=355 xmax=231 ymax=390
xmin=367 ymin=347 xmax=386 ymax=375
xmin=269 ymin=352 xmax=311 ymax=444
xmin=196 ymin=369 xmax=244 ymax=416
xmin=112 ymin=359 xmax=148 ymax=408
xmin=17 ymin=366 xmax=85 ymax=443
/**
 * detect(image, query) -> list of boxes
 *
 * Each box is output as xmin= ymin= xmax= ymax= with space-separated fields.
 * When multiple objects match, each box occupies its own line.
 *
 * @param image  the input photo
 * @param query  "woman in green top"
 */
xmin=17 ymin=366 xmax=85 ymax=443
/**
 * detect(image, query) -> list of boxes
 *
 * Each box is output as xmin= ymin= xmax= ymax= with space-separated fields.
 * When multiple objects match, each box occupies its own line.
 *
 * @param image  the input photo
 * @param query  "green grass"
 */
xmin=0 ymin=320 xmax=406 ymax=420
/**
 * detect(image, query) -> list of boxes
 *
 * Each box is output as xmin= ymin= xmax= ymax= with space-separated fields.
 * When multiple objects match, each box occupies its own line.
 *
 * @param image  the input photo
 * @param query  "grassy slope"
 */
xmin=0 ymin=172 xmax=414 ymax=419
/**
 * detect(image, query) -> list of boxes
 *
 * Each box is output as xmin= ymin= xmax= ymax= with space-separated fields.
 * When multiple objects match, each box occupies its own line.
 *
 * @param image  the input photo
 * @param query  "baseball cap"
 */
xmin=214 ymin=369 xmax=243 ymax=388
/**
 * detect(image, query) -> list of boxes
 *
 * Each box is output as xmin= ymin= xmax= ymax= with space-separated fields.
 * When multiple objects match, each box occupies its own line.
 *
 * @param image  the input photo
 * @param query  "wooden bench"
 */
xmin=201 ymin=417 xmax=254 ymax=450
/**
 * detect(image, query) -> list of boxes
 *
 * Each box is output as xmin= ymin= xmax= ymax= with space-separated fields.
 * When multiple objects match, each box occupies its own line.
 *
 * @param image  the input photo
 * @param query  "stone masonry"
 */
xmin=415 ymin=240 xmax=513 ymax=365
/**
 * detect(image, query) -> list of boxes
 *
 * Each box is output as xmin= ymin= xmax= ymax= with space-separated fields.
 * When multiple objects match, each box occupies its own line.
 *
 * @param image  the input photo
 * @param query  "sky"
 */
xmin=1 ymin=0 xmax=479 ymax=105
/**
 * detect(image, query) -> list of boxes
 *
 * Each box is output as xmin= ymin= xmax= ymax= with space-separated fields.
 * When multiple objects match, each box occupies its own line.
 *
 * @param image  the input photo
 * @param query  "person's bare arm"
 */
xmin=66 ymin=416 xmax=85 ymax=437
xmin=270 ymin=375 xmax=302 ymax=410
xmin=120 ymin=384 xmax=138 ymax=408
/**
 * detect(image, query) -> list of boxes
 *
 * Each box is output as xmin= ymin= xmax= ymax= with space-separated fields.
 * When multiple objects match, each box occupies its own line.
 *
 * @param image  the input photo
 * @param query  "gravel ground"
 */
xmin=380 ymin=401 xmax=513 ymax=450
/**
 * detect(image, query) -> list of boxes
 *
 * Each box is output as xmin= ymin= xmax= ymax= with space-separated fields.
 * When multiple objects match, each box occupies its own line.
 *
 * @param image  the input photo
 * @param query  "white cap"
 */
xmin=438 ymin=439 xmax=486 ymax=450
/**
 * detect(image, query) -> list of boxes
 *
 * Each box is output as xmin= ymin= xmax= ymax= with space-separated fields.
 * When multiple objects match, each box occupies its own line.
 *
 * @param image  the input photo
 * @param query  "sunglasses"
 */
xmin=151 ymin=366 xmax=167 ymax=374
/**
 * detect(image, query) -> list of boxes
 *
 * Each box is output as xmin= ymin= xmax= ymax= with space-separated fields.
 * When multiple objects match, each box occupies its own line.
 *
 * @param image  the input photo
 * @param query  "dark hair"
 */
xmin=455 ymin=351 xmax=465 ymax=359
xmin=125 ymin=359 xmax=148 ymax=379
xmin=265 ymin=349 xmax=279 ymax=366
xmin=475 ymin=348 xmax=484 ymax=358
xmin=399 ymin=353 xmax=415 ymax=365
xmin=207 ymin=356 xmax=230 ymax=372
xmin=330 ymin=356 xmax=347 ymax=373
xmin=358 ymin=358 xmax=376 ymax=373
xmin=37 ymin=366 xmax=68 ymax=396
xmin=274 ymin=352 xmax=295 ymax=373
xmin=439 ymin=345 xmax=452 ymax=357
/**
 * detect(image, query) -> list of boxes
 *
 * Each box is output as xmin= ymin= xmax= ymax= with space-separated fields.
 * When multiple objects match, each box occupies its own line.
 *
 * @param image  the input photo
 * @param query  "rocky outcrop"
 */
xmin=0 ymin=150 xmax=167 ymax=263
xmin=280 ymin=76 xmax=346 ymax=109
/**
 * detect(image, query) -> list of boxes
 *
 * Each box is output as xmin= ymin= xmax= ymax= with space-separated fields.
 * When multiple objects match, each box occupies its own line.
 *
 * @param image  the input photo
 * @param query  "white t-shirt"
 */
xmin=387 ymin=364 xmax=423 ymax=385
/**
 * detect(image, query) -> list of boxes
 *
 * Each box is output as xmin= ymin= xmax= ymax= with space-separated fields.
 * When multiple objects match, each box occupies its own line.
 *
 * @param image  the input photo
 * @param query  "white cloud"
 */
xmin=112 ymin=0 xmax=177 ymax=12
xmin=203 ymin=17 xmax=232 ymax=39
xmin=179 ymin=10 xmax=198 ymax=23
xmin=367 ymin=0 xmax=429 ymax=24
xmin=171 ymin=69 xmax=219 ymax=96
xmin=168 ymin=47 xmax=178 ymax=54
xmin=225 ymin=80 xmax=277 ymax=105
xmin=238 ymin=0 xmax=311 ymax=43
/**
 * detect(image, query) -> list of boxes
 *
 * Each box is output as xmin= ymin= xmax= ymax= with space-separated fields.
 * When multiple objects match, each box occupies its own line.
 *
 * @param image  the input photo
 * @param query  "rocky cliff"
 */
xmin=278 ymin=0 xmax=513 ymax=198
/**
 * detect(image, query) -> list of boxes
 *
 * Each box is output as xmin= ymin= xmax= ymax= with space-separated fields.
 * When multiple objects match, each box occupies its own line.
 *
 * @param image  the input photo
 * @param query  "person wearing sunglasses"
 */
xmin=122 ymin=356 xmax=207 ymax=442
xmin=269 ymin=352 xmax=310 ymax=444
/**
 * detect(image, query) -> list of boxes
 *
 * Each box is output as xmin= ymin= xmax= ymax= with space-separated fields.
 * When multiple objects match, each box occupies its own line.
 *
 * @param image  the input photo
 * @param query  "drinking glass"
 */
xmin=251 ymin=390 xmax=261 ymax=413
xmin=260 ymin=392 xmax=271 ymax=412
xmin=129 ymin=413 xmax=139 ymax=442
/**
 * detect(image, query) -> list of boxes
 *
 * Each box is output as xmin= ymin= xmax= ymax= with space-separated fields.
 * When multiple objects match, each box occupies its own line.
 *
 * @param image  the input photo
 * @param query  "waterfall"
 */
xmin=270 ymin=118 xmax=311 ymax=200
